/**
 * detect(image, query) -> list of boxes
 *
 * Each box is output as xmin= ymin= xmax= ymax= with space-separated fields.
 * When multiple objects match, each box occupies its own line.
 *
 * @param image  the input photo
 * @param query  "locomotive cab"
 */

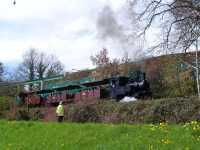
xmin=109 ymin=76 xmax=130 ymax=100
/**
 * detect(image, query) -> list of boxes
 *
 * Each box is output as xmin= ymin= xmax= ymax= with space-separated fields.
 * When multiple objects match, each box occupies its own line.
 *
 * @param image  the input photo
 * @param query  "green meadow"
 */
xmin=0 ymin=120 xmax=200 ymax=150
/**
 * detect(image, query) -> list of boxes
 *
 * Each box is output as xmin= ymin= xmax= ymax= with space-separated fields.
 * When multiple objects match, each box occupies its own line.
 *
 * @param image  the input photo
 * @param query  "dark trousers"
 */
xmin=57 ymin=116 xmax=64 ymax=122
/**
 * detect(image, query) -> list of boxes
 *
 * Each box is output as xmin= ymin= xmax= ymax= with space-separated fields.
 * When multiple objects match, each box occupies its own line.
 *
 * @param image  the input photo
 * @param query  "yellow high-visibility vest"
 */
xmin=56 ymin=104 xmax=64 ymax=116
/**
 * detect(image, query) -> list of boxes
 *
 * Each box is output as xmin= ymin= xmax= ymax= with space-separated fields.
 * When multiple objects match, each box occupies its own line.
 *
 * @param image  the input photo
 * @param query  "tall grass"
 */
xmin=0 ymin=120 xmax=200 ymax=150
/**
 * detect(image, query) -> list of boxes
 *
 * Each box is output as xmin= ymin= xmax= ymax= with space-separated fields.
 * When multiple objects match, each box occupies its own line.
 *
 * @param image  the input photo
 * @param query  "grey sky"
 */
xmin=0 ymin=0 xmax=158 ymax=71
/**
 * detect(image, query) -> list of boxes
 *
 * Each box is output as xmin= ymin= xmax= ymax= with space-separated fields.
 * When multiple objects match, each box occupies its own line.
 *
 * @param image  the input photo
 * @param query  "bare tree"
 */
xmin=36 ymin=52 xmax=49 ymax=79
xmin=90 ymin=48 xmax=110 ymax=67
xmin=121 ymin=51 xmax=131 ymax=64
xmin=17 ymin=48 xmax=38 ymax=81
xmin=135 ymin=0 xmax=200 ymax=52
xmin=46 ymin=55 xmax=64 ymax=77
xmin=132 ymin=0 xmax=200 ymax=98
xmin=91 ymin=48 xmax=121 ymax=79
xmin=17 ymin=48 xmax=64 ymax=81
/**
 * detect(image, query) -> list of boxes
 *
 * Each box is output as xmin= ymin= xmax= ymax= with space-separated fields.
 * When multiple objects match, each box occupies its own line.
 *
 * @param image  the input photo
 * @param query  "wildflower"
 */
xmin=158 ymin=122 xmax=168 ymax=131
xmin=191 ymin=121 xmax=198 ymax=125
xmin=161 ymin=139 xmax=172 ymax=144
xmin=159 ymin=122 xmax=168 ymax=127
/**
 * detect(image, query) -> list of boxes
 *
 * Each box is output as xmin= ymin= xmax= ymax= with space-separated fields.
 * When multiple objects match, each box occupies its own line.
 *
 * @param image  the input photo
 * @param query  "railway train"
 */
xmin=17 ymin=71 xmax=151 ymax=106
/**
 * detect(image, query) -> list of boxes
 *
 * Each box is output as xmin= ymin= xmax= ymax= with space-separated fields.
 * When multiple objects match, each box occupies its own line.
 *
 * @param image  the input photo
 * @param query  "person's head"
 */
xmin=59 ymin=101 xmax=63 ymax=105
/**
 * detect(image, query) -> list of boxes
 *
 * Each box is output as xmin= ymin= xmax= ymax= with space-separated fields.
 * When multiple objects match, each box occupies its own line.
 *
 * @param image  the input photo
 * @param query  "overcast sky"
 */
xmin=0 ymin=0 xmax=159 ymax=72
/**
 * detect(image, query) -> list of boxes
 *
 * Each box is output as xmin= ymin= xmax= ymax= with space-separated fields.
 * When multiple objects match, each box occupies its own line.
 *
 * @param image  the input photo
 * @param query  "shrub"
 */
xmin=64 ymin=97 xmax=200 ymax=124
xmin=66 ymin=104 xmax=100 ymax=123
xmin=14 ymin=108 xmax=31 ymax=121
xmin=31 ymin=109 xmax=44 ymax=121
xmin=96 ymin=101 xmax=121 ymax=123
xmin=4 ymin=97 xmax=200 ymax=124
xmin=0 ymin=111 xmax=4 ymax=119
xmin=0 ymin=96 xmax=12 ymax=111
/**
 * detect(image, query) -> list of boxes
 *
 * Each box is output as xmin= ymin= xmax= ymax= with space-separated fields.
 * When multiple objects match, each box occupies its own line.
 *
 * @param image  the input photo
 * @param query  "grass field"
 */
xmin=0 ymin=120 xmax=200 ymax=150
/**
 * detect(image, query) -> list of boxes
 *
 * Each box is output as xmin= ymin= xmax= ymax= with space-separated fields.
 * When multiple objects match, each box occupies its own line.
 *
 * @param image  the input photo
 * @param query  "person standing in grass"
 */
xmin=56 ymin=101 xmax=64 ymax=122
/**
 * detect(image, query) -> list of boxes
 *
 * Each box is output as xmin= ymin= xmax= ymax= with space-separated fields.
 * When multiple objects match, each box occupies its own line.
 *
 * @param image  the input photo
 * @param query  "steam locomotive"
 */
xmin=17 ymin=71 xmax=151 ymax=105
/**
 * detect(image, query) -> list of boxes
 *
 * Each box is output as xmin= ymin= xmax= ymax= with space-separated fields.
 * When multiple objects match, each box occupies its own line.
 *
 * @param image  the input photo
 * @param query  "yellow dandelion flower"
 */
xmin=161 ymin=139 xmax=172 ymax=144
xmin=185 ymin=147 xmax=190 ymax=150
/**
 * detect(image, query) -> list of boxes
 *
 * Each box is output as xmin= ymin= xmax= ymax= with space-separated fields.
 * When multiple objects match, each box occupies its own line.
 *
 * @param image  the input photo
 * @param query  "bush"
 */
xmin=4 ymin=97 xmax=200 ymax=124
xmin=64 ymin=97 xmax=200 ymax=124
xmin=66 ymin=104 xmax=100 ymax=123
xmin=97 ymin=101 xmax=121 ymax=123
xmin=14 ymin=108 xmax=31 ymax=121
xmin=2 ymin=107 xmax=44 ymax=121
xmin=0 ymin=111 xmax=4 ymax=119
xmin=0 ymin=96 xmax=12 ymax=111
xmin=30 ymin=109 xmax=44 ymax=121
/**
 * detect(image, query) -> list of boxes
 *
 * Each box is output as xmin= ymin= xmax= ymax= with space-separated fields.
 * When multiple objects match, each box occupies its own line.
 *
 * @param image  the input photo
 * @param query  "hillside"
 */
xmin=1 ymin=97 xmax=199 ymax=124
xmin=0 ymin=51 xmax=198 ymax=98
xmin=63 ymin=51 xmax=199 ymax=98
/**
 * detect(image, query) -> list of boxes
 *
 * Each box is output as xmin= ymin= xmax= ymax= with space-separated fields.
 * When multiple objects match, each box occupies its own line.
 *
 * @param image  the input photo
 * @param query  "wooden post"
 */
xmin=196 ymin=38 xmax=200 ymax=100
xmin=40 ymin=80 xmax=43 ymax=90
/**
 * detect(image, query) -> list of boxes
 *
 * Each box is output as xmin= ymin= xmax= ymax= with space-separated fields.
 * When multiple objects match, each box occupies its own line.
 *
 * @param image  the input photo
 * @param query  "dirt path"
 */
xmin=43 ymin=105 xmax=68 ymax=122
xmin=43 ymin=107 xmax=57 ymax=122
